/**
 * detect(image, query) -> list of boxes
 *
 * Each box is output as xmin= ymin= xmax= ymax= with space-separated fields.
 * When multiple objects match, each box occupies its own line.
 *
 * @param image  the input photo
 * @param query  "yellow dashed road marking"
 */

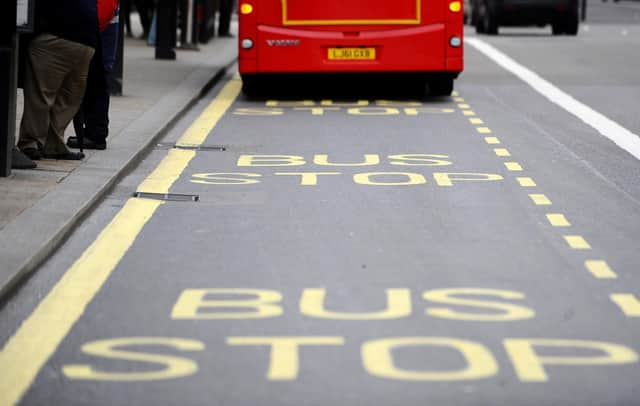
xmin=610 ymin=294 xmax=640 ymax=316
xmin=494 ymin=148 xmax=511 ymax=157
xmin=529 ymin=194 xmax=552 ymax=205
xmin=458 ymin=92 xmax=616 ymax=309
xmin=585 ymin=260 xmax=618 ymax=279
xmin=564 ymin=235 xmax=592 ymax=250
xmin=517 ymin=177 xmax=536 ymax=187
xmin=546 ymin=214 xmax=571 ymax=227
xmin=458 ymin=103 xmax=471 ymax=109
xmin=505 ymin=162 xmax=523 ymax=171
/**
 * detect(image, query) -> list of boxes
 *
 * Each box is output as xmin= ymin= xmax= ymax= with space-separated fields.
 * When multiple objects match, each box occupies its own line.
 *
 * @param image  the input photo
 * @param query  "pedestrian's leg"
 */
xmin=122 ymin=0 xmax=133 ymax=37
xmin=17 ymin=35 xmax=68 ymax=152
xmin=136 ymin=0 xmax=152 ymax=38
xmin=44 ymin=44 xmax=95 ymax=155
xmin=73 ymin=103 xmax=86 ymax=141
xmin=79 ymin=43 xmax=104 ymax=143
xmin=84 ymin=56 xmax=110 ymax=145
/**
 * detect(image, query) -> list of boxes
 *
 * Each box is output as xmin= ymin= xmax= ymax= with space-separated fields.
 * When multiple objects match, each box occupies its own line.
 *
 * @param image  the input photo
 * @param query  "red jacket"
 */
xmin=98 ymin=0 xmax=118 ymax=32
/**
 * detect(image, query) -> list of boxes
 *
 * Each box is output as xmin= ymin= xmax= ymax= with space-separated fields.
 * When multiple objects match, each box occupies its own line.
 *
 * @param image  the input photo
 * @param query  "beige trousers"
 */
xmin=18 ymin=34 xmax=95 ymax=154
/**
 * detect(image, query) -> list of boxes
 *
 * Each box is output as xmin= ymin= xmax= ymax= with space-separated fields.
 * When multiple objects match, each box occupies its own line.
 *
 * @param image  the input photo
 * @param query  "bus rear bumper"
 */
xmin=239 ymin=24 xmax=463 ymax=75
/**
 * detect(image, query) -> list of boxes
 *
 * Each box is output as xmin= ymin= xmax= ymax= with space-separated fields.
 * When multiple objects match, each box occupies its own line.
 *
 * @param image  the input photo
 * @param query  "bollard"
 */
xmin=156 ymin=0 xmax=177 ymax=60
xmin=198 ymin=0 xmax=216 ymax=44
xmin=191 ymin=0 xmax=200 ymax=46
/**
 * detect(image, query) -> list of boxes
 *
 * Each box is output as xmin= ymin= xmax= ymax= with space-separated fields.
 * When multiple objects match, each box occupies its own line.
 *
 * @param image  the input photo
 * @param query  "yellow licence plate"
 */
xmin=328 ymin=47 xmax=376 ymax=61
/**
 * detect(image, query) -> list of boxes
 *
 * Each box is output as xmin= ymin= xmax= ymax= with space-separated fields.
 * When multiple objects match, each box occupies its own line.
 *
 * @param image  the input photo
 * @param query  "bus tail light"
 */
xmin=449 ymin=36 xmax=462 ymax=48
xmin=449 ymin=1 xmax=462 ymax=12
xmin=240 ymin=3 xmax=254 ymax=15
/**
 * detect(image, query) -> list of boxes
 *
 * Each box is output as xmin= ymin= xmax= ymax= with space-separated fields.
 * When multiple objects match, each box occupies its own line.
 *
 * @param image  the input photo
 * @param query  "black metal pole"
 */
xmin=180 ymin=0 xmax=188 ymax=46
xmin=1 ymin=0 xmax=18 ymax=177
xmin=198 ymin=0 xmax=216 ymax=44
xmin=179 ymin=0 xmax=199 ymax=50
xmin=110 ymin=0 xmax=126 ymax=96
xmin=581 ymin=0 xmax=587 ymax=22
xmin=191 ymin=0 xmax=200 ymax=46
xmin=156 ymin=0 xmax=177 ymax=59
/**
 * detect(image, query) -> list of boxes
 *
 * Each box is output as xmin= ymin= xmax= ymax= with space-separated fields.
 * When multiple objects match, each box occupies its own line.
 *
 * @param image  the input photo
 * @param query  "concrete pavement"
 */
xmin=0 ymin=35 xmax=238 ymax=299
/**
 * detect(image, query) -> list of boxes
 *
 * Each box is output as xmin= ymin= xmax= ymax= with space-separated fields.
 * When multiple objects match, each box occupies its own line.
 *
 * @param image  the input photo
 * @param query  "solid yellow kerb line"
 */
xmin=177 ymin=77 xmax=241 ymax=147
xmin=0 ymin=78 xmax=242 ymax=406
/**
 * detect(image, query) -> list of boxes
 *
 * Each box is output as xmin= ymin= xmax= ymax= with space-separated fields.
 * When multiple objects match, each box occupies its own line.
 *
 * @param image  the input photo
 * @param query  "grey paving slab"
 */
xmin=0 ymin=35 xmax=237 ymax=299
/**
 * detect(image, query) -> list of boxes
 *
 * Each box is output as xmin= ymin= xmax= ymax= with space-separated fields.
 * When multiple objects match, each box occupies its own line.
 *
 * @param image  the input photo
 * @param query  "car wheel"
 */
xmin=552 ymin=20 xmax=565 ymax=35
xmin=565 ymin=12 xmax=579 ymax=35
xmin=471 ymin=5 xmax=479 ymax=26
xmin=475 ymin=2 xmax=488 ymax=33
xmin=482 ymin=5 xmax=499 ymax=35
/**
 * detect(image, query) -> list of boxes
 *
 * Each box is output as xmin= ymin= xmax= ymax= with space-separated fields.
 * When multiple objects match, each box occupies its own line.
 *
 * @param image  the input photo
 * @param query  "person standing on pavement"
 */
xmin=218 ymin=0 xmax=234 ymax=37
xmin=68 ymin=0 xmax=120 ymax=151
xmin=17 ymin=0 xmax=98 ymax=162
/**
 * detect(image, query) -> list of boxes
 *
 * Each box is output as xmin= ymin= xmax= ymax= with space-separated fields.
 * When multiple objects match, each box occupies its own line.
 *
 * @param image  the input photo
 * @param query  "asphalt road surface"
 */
xmin=1 ymin=1 xmax=639 ymax=405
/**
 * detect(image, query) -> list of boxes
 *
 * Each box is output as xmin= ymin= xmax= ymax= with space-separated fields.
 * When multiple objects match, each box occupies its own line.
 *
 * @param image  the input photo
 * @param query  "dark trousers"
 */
xmin=73 ymin=38 xmax=111 ymax=144
xmin=123 ymin=0 xmax=155 ymax=38
xmin=18 ymin=34 xmax=94 ymax=153
xmin=218 ymin=0 xmax=232 ymax=35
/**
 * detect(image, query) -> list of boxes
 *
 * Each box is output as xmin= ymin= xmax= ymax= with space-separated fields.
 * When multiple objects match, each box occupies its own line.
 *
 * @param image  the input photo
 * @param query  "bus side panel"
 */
xmin=446 ymin=0 xmax=464 ymax=72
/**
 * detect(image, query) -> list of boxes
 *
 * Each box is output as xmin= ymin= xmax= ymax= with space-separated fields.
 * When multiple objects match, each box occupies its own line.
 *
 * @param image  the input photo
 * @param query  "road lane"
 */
xmin=2 ymin=14 xmax=640 ymax=405
xmin=0 ymin=71 xmax=635 ymax=405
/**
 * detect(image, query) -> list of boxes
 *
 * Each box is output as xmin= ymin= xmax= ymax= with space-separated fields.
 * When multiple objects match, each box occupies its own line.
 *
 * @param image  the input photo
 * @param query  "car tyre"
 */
xmin=565 ymin=12 xmax=579 ymax=35
xmin=552 ymin=20 xmax=565 ymax=35
xmin=482 ymin=6 xmax=499 ymax=35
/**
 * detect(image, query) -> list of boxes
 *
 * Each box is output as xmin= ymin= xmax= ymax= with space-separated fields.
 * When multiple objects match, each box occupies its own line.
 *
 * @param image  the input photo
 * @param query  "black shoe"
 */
xmin=67 ymin=136 xmax=107 ymax=150
xmin=42 ymin=151 xmax=85 ymax=160
xmin=11 ymin=147 xmax=37 ymax=169
xmin=21 ymin=147 xmax=42 ymax=161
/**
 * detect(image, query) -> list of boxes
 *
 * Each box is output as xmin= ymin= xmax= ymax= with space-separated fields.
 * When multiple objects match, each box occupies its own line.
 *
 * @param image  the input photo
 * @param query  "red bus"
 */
xmin=237 ymin=0 xmax=464 ymax=96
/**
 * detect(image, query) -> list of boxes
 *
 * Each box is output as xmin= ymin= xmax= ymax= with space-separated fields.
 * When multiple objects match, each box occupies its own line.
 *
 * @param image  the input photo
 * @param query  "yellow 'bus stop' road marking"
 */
xmin=0 ymin=78 xmax=242 ymax=406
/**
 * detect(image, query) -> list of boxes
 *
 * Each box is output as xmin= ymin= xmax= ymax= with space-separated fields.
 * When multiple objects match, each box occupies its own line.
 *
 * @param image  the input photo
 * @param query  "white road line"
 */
xmin=466 ymin=37 xmax=640 ymax=162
